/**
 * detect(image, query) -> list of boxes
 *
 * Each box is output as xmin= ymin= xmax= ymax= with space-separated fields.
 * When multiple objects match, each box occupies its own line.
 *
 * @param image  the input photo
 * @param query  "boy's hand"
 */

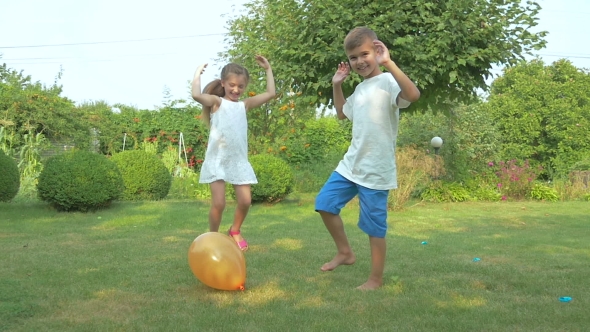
xmin=332 ymin=62 xmax=350 ymax=85
xmin=373 ymin=40 xmax=393 ymax=66
xmin=195 ymin=63 xmax=208 ymax=77
xmin=255 ymin=55 xmax=271 ymax=70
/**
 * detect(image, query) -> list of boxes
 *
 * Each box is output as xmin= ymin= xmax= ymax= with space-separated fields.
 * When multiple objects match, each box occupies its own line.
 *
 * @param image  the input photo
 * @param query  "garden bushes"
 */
xmin=37 ymin=150 xmax=123 ymax=211
xmin=387 ymin=145 xmax=440 ymax=210
xmin=569 ymin=158 xmax=590 ymax=188
xmin=0 ymin=150 xmax=19 ymax=202
xmin=111 ymin=150 xmax=172 ymax=200
xmin=250 ymin=154 xmax=294 ymax=203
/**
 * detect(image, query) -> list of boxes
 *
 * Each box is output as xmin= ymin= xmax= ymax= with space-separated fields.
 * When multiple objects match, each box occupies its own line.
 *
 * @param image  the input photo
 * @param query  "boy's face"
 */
xmin=345 ymin=38 xmax=381 ymax=79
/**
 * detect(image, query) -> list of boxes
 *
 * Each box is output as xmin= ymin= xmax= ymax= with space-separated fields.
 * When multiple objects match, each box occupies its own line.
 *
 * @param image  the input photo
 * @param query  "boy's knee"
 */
xmin=358 ymin=209 xmax=388 ymax=238
xmin=318 ymin=210 xmax=337 ymax=218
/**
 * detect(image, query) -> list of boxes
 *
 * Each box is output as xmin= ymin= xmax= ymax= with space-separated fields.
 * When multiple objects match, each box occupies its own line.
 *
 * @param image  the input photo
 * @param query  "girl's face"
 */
xmin=221 ymin=73 xmax=248 ymax=102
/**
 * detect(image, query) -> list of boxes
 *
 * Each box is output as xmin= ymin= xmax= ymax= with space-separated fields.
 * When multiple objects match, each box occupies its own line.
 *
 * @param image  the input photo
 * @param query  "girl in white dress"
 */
xmin=191 ymin=56 xmax=276 ymax=251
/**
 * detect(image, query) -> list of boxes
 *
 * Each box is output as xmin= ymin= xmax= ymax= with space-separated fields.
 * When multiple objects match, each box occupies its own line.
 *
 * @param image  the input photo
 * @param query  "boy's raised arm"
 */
xmin=332 ymin=62 xmax=350 ymax=120
xmin=383 ymin=61 xmax=420 ymax=103
xmin=374 ymin=40 xmax=420 ymax=103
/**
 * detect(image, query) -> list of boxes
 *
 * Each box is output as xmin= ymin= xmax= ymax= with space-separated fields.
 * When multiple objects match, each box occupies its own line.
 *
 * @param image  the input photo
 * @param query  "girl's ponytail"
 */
xmin=201 ymin=79 xmax=224 ymax=128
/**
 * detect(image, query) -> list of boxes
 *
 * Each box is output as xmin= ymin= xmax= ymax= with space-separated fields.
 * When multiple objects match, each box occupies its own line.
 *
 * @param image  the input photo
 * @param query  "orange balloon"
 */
xmin=188 ymin=232 xmax=246 ymax=291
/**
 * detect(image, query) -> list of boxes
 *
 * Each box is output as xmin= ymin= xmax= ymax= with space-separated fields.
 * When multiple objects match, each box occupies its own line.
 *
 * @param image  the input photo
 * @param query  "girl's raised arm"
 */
xmin=191 ymin=63 xmax=221 ymax=108
xmin=244 ymin=55 xmax=276 ymax=110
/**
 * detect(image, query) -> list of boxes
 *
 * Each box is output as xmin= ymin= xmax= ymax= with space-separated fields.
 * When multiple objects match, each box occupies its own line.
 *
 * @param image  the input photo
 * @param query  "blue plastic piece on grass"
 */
xmin=421 ymin=241 xmax=428 ymax=245
xmin=473 ymin=257 xmax=481 ymax=262
xmin=559 ymin=297 xmax=572 ymax=303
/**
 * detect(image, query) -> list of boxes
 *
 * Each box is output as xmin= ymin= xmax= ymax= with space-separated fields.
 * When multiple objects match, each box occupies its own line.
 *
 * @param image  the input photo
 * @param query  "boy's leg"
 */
xmin=318 ymin=211 xmax=356 ymax=271
xmin=208 ymin=180 xmax=226 ymax=232
xmin=357 ymin=236 xmax=386 ymax=290
xmin=230 ymin=184 xmax=251 ymax=244
xmin=315 ymin=172 xmax=358 ymax=271
xmin=356 ymin=186 xmax=389 ymax=290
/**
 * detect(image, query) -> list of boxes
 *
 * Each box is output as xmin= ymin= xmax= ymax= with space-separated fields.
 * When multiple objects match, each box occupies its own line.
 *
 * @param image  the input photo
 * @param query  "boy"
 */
xmin=315 ymin=27 xmax=420 ymax=290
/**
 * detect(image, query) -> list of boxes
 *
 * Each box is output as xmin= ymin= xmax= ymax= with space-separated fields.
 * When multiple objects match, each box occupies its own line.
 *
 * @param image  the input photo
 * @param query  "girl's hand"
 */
xmin=255 ymin=55 xmax=271 ymax=70
xmin=332 ymin=62 xmax=350 ymax=84
xmin=195 ymin=63 xmax=208 ymax=77
xmin=373 ymin=40 xmax=392 ymax=66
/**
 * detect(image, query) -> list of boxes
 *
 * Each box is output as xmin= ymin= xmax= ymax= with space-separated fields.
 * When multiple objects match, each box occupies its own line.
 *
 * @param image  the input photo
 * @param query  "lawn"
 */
xmin=1 ymin=198 xmax=588 ymax=331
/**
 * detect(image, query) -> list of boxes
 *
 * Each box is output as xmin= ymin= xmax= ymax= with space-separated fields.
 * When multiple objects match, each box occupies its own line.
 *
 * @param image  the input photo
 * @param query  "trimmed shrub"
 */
xmin=0 ymin=149 xmax=20 ymax=202
xmin=250 ymin=154 xmax=294 ymax=203
xmin=37 ymin=151 xmax=123 ymax=211
xmin=111 ymin=150 xmax=172 ymax=200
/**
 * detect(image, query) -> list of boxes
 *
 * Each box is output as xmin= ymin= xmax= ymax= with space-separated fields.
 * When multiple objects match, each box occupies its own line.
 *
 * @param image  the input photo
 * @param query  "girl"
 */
xmin=191 ymin=55 xmax=276 ymax=251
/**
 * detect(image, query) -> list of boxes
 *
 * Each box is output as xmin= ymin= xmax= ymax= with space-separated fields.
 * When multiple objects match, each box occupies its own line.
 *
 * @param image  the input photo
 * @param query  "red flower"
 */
xmin=188 ymin=155 xmax=196 ymax=167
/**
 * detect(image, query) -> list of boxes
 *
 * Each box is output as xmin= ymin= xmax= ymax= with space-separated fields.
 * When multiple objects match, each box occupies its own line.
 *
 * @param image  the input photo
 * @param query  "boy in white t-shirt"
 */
xmin=315 ymin=26 xmax=421 ymax=290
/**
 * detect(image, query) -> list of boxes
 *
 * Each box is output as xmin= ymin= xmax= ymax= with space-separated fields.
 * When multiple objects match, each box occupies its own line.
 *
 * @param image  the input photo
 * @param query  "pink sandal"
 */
xmin=228 ymin=227 xmax=249 ymax=251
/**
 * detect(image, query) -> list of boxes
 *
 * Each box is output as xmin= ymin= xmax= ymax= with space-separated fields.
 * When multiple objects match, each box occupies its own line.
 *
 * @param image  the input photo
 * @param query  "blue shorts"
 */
xmin=315 ymin=171 xmax=390 ymax=238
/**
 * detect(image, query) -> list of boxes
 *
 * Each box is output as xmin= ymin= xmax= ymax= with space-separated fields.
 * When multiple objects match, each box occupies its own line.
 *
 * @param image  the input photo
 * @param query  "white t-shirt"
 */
xmin=335 ymin=73 xmax=411 ymax=190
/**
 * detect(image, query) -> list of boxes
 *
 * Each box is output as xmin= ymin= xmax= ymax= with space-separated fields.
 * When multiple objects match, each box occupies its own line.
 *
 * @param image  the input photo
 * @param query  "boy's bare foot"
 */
xmin=356 ymin=278 xmax=382 ymax=290
xmin=320 ymin=253 xmax=356 ymax=271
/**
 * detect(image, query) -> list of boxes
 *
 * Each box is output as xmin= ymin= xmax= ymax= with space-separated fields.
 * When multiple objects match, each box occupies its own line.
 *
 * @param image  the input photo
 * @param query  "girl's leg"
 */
xmin=229 ymin=184 xmax=252 ymax=244
xmin=208 ymin=180 xmax=226 ymax=232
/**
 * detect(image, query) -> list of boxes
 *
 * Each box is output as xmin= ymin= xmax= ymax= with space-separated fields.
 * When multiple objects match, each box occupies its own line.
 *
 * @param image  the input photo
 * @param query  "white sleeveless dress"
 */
xmin=198 ymin=99 xmax=258 ymax=185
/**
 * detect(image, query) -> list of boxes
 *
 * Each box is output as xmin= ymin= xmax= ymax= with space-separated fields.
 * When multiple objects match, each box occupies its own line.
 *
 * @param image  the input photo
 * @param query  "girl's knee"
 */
xmin=211 ymin=197 xmax=226 ymax=211
xmin=234 ymin=186 xmax=252 ymax=209
xmin=236 ymin=196 xmax=251 ymax=210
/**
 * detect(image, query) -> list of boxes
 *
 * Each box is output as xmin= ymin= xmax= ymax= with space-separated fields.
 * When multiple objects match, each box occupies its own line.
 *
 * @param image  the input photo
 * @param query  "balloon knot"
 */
xmin=239 ymin=285 xmax=245 ymax=291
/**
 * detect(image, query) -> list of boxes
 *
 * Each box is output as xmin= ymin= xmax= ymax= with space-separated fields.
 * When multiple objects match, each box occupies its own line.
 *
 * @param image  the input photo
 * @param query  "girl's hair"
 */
xmin=200 ymin=63 xmax=250 ymax=127
xmin=344 ymin=26 xmax=378 ymax=51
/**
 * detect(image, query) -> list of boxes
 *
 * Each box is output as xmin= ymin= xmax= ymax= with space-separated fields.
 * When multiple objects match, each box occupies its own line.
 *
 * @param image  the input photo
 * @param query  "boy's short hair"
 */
xmin=344 ymin=27 xmax=378 ymax=51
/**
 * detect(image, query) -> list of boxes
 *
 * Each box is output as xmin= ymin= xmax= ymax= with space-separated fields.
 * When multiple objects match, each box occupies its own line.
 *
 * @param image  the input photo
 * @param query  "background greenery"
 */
xmin=1 ymin=1 xmax=589 ymax=203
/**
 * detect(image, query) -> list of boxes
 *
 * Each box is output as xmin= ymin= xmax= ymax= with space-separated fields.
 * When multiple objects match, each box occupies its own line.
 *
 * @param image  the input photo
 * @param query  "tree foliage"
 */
xmin=398 ymin=102 xmax=500 ymax=180
xmin=484 ymin=59 xmax=590 ymax=177
xmin=0 ymin=64 xmax=89 ymax=149
xmin=78 ymin=98 xmax=208 ymax=169
xmin=222 ymin=0 xmax=546 ymax=111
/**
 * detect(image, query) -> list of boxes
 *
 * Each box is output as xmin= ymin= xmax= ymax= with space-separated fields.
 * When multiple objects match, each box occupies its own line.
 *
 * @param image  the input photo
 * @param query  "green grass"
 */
xmin=1 ymin=198 xmax=588 ymax=331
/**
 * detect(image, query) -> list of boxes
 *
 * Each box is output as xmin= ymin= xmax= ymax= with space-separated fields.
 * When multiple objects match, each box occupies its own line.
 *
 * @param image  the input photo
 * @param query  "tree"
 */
xmin=77 ymin=100 xmax=123 ymax=154
xmin=483 ymin=59 xmax=590 ymax=178
xmin=0 ymin=64 xmax=89 ymax=149
xmin=221 ymin=0 xmax=546 ymax=111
